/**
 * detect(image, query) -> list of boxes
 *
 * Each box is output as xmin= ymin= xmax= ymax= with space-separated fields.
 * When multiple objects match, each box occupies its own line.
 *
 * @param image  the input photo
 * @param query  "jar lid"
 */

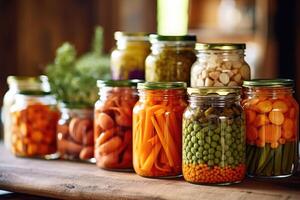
xmin=149 ymin=34 xmax=197 ymax=42
xmin=196 ymin=43 xmax=246 ymax=50
xmin=243 ymin=79 xmax=294 ymax=87
xmin=114 ymin=31 xmax=149 ymax=41
xmin=7 ymin=75 xmax=51 ymax=93
xmin=97 ymin=79 xmax=143 ymax=88
xmin=188 ymin=87 xmax=241 ymax=96
xmin=137 ymin=82 xmax=187 ymax=90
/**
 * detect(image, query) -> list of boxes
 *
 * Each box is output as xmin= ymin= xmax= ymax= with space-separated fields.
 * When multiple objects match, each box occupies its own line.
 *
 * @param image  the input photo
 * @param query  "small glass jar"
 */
xmin=133 ymin=82 xmax=188 ymax=178
xmin=182 ymin=87 xmax=246 ymax=185
xmin=10 ymin=90 xmax=59 ymax=159
xmin=2 ymin=76 xmax=50 ymax=149
xmin=111 ymin=32 xmax=150 ymax=80
xmin=145 ymin=35 xmax=196 ymax=84
xmin=57 ymin=105 xmax=94 ymax=162
xmin=191 ymin=43 xmax=251 ymax=87
xmin=94 ymin=80 xmax=142 ymax=170
xmin=242 ymin=79 xmax=299 ymax=178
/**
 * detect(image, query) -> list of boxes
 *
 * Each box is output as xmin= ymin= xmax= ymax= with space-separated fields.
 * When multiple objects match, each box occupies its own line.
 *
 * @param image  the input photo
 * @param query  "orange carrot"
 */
xmin=246 ymin=110 xmax=256 ymax=124
xmin=141 ymin=142 xmax=162 ymax=172
xmin=256 ymin=100 xmax=272 ymax=113
xmin=282 ymin=118 xmax=294 ymax=139
xmin=272 ymin=100 xmax=288 ymax=113
xmin=254 ymin=114 xmax=269 ymax=127
xmin=268 ymin=111 xmax=284 ymax=125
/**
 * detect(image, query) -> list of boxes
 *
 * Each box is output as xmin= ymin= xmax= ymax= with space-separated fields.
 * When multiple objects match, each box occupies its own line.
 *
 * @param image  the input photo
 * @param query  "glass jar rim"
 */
xmin=115 ymin=31 xmax=150 ymax=41
xmin=188 ymin=87 xmax=241 ymax=96
xmin=243 ymin=79 xmax=294 ymax=87
xmin=7 ymin=75 xmax=50 ymax=92
xmin=138 ymin=82 xmax=187 ymax=90
xmin=149 ymin=34 xmax=196 ymax=43
xmin=195 ymin=43 xmax=246 ymax=51
xmin=97 ymin=79 xmax=143 ymax=88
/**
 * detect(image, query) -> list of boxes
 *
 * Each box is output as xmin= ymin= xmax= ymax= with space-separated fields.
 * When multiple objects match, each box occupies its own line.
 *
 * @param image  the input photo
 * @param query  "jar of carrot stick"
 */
xmin=133 ymin=82 xmax=188 ymax=177
xmin=10 ymin=90 xmax=59 ymax=159
xmin=242 ymin=79 xmax=299 ymax=178
xmin=182 ymin=87 xmax=246 ymax=185
xmin=94 ymin=80 xmax=142 ymax=170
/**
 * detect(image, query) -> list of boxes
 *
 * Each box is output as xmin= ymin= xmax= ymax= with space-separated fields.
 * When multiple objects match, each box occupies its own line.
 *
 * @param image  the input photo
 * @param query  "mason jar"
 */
xmin=111 ymin=32 xmax=150 ymax=80
xmin=242 ymin=79 xmax=299 ymax=178
xmin=145 ymin=35 xmax=196 ymax=84
xmin=191 ymin=43 xmax=251 ymax=87
xmin=182 ymin=87 xmax=246 ymax=185
xmin=133 ymin=82 xmax=188 ymax=178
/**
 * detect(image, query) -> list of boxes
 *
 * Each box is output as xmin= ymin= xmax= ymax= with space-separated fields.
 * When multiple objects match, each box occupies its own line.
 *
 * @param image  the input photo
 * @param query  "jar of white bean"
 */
xmin=191 ymin=43 xmax=251 ymax=87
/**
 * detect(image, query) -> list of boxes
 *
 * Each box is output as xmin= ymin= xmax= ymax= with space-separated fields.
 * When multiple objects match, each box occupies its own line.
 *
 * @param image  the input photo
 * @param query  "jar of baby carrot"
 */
xmin=94 ymin=80 xmax=142 ymax=170
xmin=133 ymin=82 xmax=188 ymax=178
xmin=242 ymin=79 xmax=299 ymax=178
xmin=182 ymin=87 xmax=246 ymax=185
xmin=10 ymin=89 xmax=59 ymax=159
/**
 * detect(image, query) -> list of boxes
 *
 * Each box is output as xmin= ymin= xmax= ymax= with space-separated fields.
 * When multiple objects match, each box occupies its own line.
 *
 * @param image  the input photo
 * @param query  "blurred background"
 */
xmin=0 ymin=0 xmax=299 ymax=102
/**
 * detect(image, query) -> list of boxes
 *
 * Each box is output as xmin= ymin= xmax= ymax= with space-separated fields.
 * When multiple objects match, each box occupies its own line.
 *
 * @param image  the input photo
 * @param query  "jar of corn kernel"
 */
xmin=191 ymin=43 xmax=251 ymax=87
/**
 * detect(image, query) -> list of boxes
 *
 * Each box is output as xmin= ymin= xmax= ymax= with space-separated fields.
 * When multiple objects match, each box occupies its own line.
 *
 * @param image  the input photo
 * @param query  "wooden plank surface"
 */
xmin=0 ymin=143 xmax=300 ymax=200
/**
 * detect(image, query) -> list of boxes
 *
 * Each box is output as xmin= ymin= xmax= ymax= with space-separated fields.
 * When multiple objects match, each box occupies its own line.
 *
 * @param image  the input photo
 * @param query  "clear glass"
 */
xmin=94 ymin=86 xmax=139 ymax=170
xmin=133 ymin=89 xmax=187 ymax=177
xmin=242 ymin=87 xmax=299 ymax=178
xmin=191 ymin=49 xmax=250 ymax=87
xmin=57 ymin=106 xmax=94 ymax=162
xmin=10 ymin=94 xmax=59 ymax=159
xmin=145 ymin=41 xmax=196 ymax=84
xmin=182 ymin=94 xmax=246 ymax=184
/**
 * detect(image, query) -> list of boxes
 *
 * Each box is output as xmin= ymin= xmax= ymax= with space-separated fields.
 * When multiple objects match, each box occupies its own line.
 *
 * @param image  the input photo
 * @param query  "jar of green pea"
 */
xmin=182 ymin=87 xmax=246 ymax=185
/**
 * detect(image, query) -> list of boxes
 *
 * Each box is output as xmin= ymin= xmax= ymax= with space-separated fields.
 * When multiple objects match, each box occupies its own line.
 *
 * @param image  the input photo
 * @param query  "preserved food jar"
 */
xmin=94 ymin=80 xmax=142 ymax=170
xmin=182 ymin=87 xmax=246 ymax=184
xmin=133 ymin=82 xmax=187 ymax=177
xmin=57 ymin=105 xmax=94 ymax=162
xmin=242 ymin=79 xmax=299 ymax=178
xmin=111 ymin=32 xmax=150 ymax=80
xmin=191 ymin=43 xmax=250 ymax=87
xmin=145 ymin=35 xmax=196 ymax=84
xmin=10 ymin=87 xmax=59 ymax=158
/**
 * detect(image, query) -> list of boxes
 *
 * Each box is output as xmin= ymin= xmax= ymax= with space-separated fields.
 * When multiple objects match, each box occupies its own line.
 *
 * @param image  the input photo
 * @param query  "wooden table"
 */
xmin=0 ymin=144 xmax=300 ymax=200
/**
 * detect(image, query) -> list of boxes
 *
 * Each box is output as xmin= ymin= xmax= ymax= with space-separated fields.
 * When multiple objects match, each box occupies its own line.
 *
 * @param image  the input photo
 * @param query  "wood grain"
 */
xmin=0 ymin=144 xmax=299 ymax=200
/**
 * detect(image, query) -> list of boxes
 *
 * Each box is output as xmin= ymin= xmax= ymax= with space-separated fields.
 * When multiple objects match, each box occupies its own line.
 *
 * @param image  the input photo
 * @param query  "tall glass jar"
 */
xmin=242 ymin=79 xmax=299 ymax=178
xmin=10 ymin=91 xmax=59 ymax=158
xmin=57 ymin=105 xmax=94 ymax=162
xmin=133 ymin=82 xmax=188 ymax=177
xmin=145 ymin=35 xmax=196 ymax=84
xmin=94 ymin=80 xmax=142 ymax=170
xmin=191 ymin=43 xmax=251 ymax=87
xmin=2 ymin=76 xmax=50 ymax=149
xmin=111 ymin=32 xmax=150 ymax=80
xmin=182 ymin=87 xmax=246 ymax=185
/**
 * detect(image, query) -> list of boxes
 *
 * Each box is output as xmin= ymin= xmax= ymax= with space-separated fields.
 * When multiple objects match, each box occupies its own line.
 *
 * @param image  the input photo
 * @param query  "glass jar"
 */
xmin=145 ymin=35 xmax=196 ymax=84
xmin=182 ymin=87 xmax=246 ymax=185
xmin=94 ymin=80 xmax=142 ymax=170
xmin=2 ymin=76 xmax=50 ymax=149
xmin=111 ymin=32 xmax=150 ymax=80
xmin=10 ymin=91 xmax=59 ymax=158
xmin=133 ymin=82 xmax=188 ymax=177
xmin=191 ymin=43 xmax=251 ymax=87
xmin=57 ymin=105 xmax=94 ymax=162
xmin=242 ymin=79 xmax=299 ymax=178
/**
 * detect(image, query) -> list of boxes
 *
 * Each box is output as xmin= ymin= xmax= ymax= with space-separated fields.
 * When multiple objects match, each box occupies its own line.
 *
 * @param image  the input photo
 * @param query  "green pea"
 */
xmin=196 ymin=152 xmax=201 ymax=158
xmin=191 ymin=147 xmax=196 ymax=154
xmin=188 ymin=124 xmax=193 ymax=132
xmin=225 ymin=133 xmax=232 ymax=139
xmin=204 ymin=144 xmax=210 ymax=149
xmin=205 ymin=136 xmax=211 ymax=144
xmin=203 ymin=150 xmax=208 ymax=155
xmin=214 ymin=127 xmax=221 ymax=134
xmin=193 ymin=143 xmax=199 ymax=149
xmin=186 ymin=134 xmax=191 ymax=141
xmin=187 ymin=152 xmax=192 ymax=160
xmin=216 ymin=146 xmax=222 ymax=151
xmin=192 ymin=155 xmax=197 ymax=161
xmin=208 ymin=154 xmax=214 ymax=160
xmin=215 ymin=151 xmax=222 ymax=158
xmin=207 ymin=160 xmax=214 ymax=166
xmin=198 ymin=146 xmax=204 ymax=154
xmin=188 ymin=141 xmax=193 ymax=148
xmin=225 ymin=151 xmax=232 ymax=157
xmin=211 ymin=141 xmax=217 ymax=148
xmin=199 ymin=160 xmax=205 ymax=164
xmin=228 ymin=156 xmax=234 ymax=164
xmin=231 ymin=143 xmax=237 ymax=149
xmin=191 ymin=136 xmax=197 ymax=143
xmin=237 ymin=144 xmax=243 ymax=151
xmin=208 ymin=148 xmax=215 ymax=154
xmin=193 ymin=123 xmax=200 ymax=131
xmin=198 ymin=140 xmax=204 ymax=146
xmin=191 ymin=131 xmax=196 ymax=136
xmin=214 ymin=158 xmax=220 ymax=164
xmin=208 ymin=131 xmax=214 ymax=137
xmin=203 ymin=156 xmax=208 ymax=161
xmin=212 ymin=134 xmax=220 ymax=141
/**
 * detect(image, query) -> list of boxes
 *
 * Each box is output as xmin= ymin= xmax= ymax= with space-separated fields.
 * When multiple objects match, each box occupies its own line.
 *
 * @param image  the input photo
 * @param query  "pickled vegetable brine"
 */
xmin=133 ymin=82 xmax=187 ymax=177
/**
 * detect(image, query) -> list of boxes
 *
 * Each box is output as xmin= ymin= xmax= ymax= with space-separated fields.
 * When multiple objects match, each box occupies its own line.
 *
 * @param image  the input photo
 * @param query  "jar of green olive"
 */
xmin=111 ymin=32 xmax=150 ymax=80
xmin=182 ymin=87 xmax=246 ymax=185
xmin=145 ymin=35 xmax=197 ymax=84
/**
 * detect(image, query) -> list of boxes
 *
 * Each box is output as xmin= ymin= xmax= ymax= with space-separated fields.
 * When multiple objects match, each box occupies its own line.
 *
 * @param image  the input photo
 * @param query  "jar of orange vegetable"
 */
xmin=133 ymin=82 xmax=187 ymax=177
xmin=242 ymin=79 xmax=299 ymax=178
xmin=94 ymin=80 xmax=142 ymax=170
xmin=182 ymin=87 xmax=246 ymax=185
xmin=10 ymin=89 xmax=59 ymax=158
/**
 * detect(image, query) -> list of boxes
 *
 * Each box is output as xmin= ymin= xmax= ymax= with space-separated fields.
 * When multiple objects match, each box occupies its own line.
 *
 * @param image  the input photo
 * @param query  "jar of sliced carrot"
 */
xmin=242 ymin=79 xmax=299 ymax=178
xmin=133 ymin=82 xmax=187 ymax=178
xmin=10 ymin=89 xmax=59 ymax=159
xmin=182 ymin=87 xmax=246 ymax=185
xmin=94 ymin=80 xmax=142 ymax=170
xmin=57 ymin=105 xmax=94 ymax=162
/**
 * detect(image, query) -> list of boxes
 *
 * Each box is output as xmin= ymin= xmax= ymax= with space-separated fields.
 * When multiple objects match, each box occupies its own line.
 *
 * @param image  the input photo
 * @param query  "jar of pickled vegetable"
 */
xmin=10 ymin=88 xmax=59 ymax=158
xmin=242 ymin=79 xmax=299 ymax=178
xmin=94 ymin=80 xmax=142 ymax=170
xmin=111 ymin=32 xmax=150 ymax=80
xmin=57 ymin=105 xmax=94 ymax=162
xmin=133 ymin=82 xmax=188 ymax=177
xmin=182 ymin=87 xmax=246 ymax=185
xmin=145 ymin=35 xmax=196 ymax=84
xmin=191 ymin=43 xmax=251 ymax=87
